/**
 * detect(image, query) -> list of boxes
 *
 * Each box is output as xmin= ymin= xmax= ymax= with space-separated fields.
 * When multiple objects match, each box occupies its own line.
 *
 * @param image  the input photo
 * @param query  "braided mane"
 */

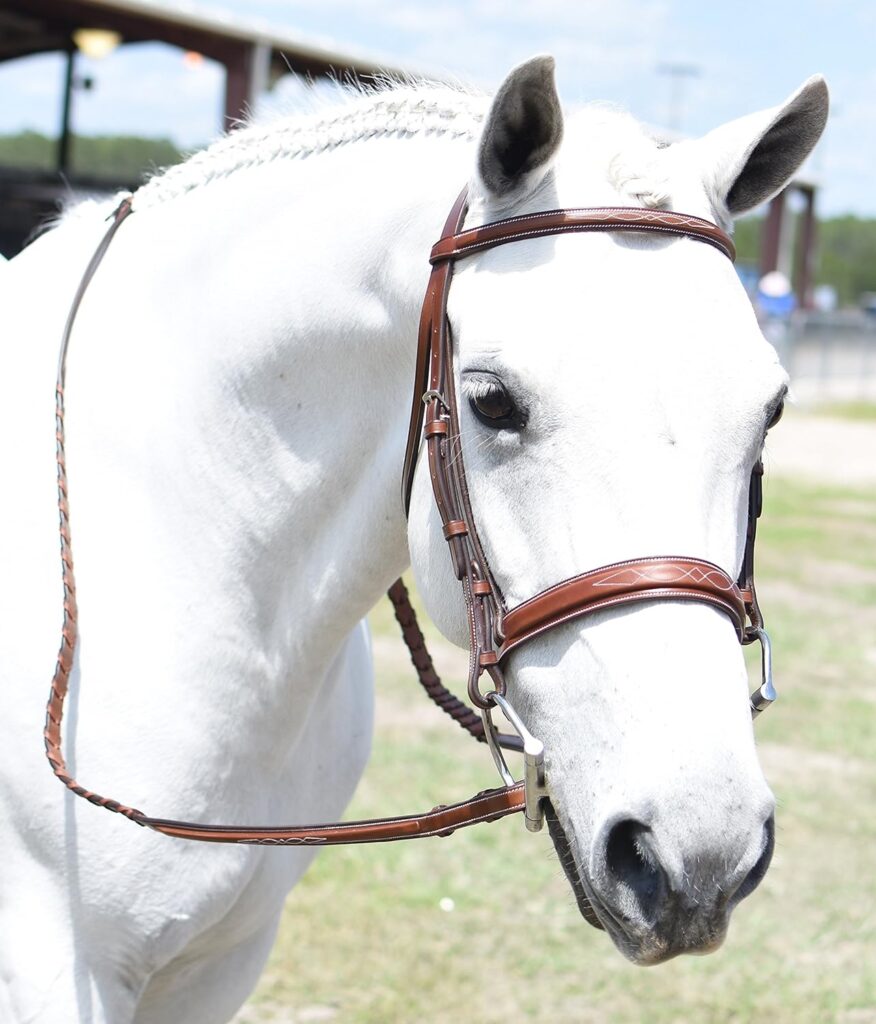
xmin=134 ymin=84 xmax=488 ymax=209
xmin=62 ymin=82 xmax=672 ymax=217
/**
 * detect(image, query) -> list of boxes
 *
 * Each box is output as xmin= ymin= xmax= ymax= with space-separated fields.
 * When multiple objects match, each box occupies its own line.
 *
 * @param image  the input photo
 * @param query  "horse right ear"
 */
xmin=694 ymin=76 xmax=829 ymax=220
xmin=476 ymin=55 xmax=564 ymax=201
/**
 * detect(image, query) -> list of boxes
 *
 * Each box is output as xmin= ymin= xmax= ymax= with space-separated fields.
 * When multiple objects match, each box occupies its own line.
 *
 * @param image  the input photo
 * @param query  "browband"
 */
xmin=402 ymin=194 xmax=736 ymax=514
xmin=429 ymin=206 xmax=736 ymax=265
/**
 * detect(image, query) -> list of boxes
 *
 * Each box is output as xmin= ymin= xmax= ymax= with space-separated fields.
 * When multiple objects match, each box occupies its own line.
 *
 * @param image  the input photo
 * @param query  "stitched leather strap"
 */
xmin=401 ymin=187 xmax=469 ymax=516
xmin=499 ymin=557 xmax=746 ymax=660
xmin=138 ymin=783 xmax=525 ymax=845
xmin=429 ymin=206 xmax=736 ymax=264
xmin=739 ymin=461 xmax=764 ymax=634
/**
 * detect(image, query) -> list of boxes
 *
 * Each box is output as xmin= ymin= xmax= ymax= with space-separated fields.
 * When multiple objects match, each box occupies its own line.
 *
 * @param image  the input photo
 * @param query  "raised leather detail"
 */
xmin=499 ymin=557 xmax=746 ymax=658
xmin=141 ymin=783 xmax=525 ymax=845
xmin=429 ymin=206 xmax=736 ymax=265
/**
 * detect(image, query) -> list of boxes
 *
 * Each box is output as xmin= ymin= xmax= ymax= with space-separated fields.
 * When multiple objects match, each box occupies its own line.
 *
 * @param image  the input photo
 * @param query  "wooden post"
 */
xmin=795 ymin=186 xmax=817 ymax=310
xmin=223 ymin=42 xmax=271 ymax=130
xmin=760 ymin=189 xmax=785 ymax=278
xmin=58 ymin=46 xmax=75 ymax=175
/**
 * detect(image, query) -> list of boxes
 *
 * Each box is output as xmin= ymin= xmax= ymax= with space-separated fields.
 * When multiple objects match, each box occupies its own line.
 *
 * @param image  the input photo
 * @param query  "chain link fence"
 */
xmin=766 ymin=311 xmax=876 ymax=404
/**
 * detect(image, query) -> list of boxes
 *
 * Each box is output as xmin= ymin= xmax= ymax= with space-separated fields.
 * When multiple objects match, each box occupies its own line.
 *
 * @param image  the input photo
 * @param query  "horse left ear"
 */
xmin=477 ymin=55 xmax=564 ymax=200
xmin=695 ymin=76 xmax=829 ymax=219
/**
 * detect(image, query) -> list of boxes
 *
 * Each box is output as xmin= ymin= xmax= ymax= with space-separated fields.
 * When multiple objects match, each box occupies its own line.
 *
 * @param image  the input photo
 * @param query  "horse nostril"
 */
xmin=604 ymin=818 xmax=663 ymax=911
xmin=734 ymin=812 xmax=775 ymax=904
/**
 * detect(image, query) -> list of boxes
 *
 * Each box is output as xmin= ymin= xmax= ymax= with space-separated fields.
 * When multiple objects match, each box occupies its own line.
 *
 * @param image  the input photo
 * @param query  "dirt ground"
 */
xmin=766 ymin=410 xmax=876 ymax=484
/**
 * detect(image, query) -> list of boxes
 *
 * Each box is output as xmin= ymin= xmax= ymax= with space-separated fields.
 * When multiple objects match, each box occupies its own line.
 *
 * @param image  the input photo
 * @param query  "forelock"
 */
xmin=562 ymin=104 xmax=672 ymax=209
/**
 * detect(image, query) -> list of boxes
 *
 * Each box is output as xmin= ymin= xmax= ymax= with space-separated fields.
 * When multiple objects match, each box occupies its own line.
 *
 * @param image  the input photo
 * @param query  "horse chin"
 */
xmin=544 ymin=804 xmax=730 ymax=966
xmin=544 ymin=803 xmax=604 ymax=932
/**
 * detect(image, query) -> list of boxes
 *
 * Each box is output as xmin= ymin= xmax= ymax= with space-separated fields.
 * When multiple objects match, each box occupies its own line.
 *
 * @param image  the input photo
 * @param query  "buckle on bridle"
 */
xmin=481 ymin=692 xmax=548 ymax=832
xmin=422 ymin=389 xmax=449 ymax=412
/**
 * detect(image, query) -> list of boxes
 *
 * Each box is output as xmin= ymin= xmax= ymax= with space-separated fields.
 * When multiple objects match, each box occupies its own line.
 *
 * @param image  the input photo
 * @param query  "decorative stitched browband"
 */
xmin=44 ymin=187 xmax=768 ymax=848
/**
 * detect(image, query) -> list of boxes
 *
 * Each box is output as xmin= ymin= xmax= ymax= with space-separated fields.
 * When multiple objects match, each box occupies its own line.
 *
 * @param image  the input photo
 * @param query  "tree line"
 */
xmin=2 ymin=131 xmax=875 ymax=306
xmin=705 ymin=213 xmax=876 ymax=308
xmin=0 ymin=130 xmax=184 ymax=184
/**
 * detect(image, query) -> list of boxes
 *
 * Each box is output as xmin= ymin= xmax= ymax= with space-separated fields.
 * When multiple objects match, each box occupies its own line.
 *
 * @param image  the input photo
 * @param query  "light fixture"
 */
xmin=72 ymin=28 xmax=122 ymax=59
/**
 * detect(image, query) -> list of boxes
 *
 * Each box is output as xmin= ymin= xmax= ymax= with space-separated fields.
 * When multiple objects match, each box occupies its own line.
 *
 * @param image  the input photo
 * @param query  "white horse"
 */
xmin=0 ymin=57 xmax=827 ymax=1021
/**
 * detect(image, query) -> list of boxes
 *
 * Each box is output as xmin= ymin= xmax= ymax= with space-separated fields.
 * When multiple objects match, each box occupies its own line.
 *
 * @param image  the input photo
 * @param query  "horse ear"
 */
xmin=696 ymin=76 xmax=829 ymax=219
xmin=477 ymin=55 xmax=564 ymax=199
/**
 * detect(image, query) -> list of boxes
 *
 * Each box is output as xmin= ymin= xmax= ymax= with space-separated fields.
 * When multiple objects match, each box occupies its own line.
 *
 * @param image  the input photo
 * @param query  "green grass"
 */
xmin=812 ymin=401 xmax=876 ymax=422
xmin=236 ymin=476 xmax=876 ymax=1024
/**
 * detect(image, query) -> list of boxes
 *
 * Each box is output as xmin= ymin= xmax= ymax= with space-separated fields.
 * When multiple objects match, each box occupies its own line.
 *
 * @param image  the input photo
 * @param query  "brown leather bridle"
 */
xmin=43 ymin=188 xmax=775 ymax=847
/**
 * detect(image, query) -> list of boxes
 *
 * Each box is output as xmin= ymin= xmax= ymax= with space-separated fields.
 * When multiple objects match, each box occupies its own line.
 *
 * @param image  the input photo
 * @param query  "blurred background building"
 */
xmin=1 ymin=0 xmax=873 ymax=402
xmin=0 ymin=0 xmax=411 ymax=255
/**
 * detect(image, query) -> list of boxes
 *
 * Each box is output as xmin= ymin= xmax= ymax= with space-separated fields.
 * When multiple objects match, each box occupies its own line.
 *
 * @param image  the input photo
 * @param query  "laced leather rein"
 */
xmin=44 ymin=189 xmax=775 ymax=846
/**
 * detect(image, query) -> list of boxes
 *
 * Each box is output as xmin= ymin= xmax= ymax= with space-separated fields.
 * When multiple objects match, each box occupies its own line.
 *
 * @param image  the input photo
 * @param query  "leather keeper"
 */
xmin=424 ymin=419 xmax=449 ymax=437
xmin=443 ymin=520 xmax=468 ymax=540
xmin=472 ymin=580 xmax=492 ymax=596
xmin=479 ymin=651 xmax=499 ymax=667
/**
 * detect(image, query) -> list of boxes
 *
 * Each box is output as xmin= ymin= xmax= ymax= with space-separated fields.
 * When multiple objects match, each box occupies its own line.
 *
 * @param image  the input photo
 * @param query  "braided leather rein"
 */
xmin=44 ymin=188 xmax=773 ymax=846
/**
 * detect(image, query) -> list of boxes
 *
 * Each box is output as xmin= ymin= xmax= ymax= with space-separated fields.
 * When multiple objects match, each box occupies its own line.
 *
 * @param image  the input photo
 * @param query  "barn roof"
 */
xmin=0 ymin=0 xmax=420 ymax=83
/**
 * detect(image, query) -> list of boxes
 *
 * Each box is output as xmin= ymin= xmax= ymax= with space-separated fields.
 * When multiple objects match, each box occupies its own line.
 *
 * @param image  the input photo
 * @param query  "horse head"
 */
xmin=409 ymin=56 xmax=828 ymax=963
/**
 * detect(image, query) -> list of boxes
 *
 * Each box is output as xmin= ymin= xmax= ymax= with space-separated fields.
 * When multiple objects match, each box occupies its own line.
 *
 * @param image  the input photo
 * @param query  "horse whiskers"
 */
xmin=444 ymin=430 xmax=498 ymax=471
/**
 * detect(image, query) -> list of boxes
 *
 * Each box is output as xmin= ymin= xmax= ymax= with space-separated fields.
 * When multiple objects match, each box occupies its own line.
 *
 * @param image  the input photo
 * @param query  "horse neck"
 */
xmin=65 ymin=135 xmax=473 ymax=731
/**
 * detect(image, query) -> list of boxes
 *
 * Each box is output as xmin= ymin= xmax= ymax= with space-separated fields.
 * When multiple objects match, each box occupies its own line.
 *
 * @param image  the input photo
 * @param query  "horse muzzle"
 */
xmin=547 ymin=802 xmax=776 ymax=964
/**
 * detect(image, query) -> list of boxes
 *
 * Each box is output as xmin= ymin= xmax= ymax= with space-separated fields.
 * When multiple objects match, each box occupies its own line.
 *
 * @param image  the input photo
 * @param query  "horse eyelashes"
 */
xmin=464 ymin=373 xmax=525 ymax=429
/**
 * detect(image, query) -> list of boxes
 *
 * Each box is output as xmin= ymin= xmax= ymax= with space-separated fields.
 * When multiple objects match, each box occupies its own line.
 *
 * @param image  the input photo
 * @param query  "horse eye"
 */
xmin=766 ymin=398 xmax=785 ymax=430
xmin=467 ymin=375 xmax=520 ymax=428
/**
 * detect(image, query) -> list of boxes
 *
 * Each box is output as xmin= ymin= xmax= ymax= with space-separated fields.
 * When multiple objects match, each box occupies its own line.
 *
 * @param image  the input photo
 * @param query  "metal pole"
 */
xmin=656 ymin=63 xmax=700 ymax=133
xmin=58 ymin=46 xmax=76 ymax=176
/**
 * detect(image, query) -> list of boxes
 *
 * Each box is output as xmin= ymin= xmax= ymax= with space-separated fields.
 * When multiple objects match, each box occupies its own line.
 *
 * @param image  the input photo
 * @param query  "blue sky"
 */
xmin=1 ymin=0 xmax=874 ymax=216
